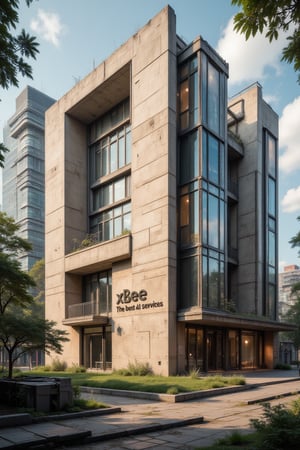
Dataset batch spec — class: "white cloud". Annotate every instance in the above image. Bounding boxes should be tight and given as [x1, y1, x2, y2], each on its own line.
[216, 17, 289, 86]
[30, 9, 65, 47]
[279, 96, 300, 173]
[281, 186, 300, 213]
[279, 260, 288, 272]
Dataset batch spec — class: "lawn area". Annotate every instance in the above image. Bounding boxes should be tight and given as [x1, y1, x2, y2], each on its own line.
[20, 370, 245, 394]
[195, 431, 257, 449]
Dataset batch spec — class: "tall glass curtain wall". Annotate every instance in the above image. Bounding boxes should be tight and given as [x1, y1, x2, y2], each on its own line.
[179, 51, 226, 311]
[88, 99, 131, 243]
[265, 131, 277, 319]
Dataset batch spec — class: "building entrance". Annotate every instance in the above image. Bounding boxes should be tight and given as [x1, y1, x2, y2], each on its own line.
[185, 326, 264, 372]
[83, 326, 112, 369]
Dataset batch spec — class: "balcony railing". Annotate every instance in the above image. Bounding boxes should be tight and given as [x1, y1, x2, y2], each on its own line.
[67, 300, 111, 319]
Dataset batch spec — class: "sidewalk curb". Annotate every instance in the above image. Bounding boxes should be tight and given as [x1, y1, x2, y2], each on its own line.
[85, 415, 205, 444]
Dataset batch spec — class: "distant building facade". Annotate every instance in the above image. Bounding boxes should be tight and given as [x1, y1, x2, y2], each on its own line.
[2, 86, 55, 271]
[278, 265, 300, 364]
[279, 265, 300, 318]
[45, 6, 290, 375]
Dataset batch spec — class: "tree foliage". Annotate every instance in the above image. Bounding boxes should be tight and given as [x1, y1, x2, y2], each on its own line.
[232, 0, 300, 83]
[283, 293, 300, 358]
[0, 0, 39, 168]
[0, 211, 32, 255]
[0, 213, 68, 377]
[251, 401, 300, 450]
[28, 258, 45, 315]
[0, 212, 34, 314]
[289, 216, 300, 257]
[0, 0, 39, 91]
[0, 309, 68, 378]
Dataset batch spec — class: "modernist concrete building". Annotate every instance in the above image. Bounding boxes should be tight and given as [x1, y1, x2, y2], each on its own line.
[45, 6, 288, 375]
[2, 86, 55, 271]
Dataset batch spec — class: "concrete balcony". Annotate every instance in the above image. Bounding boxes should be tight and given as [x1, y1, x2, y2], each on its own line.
[65, 233, 131, 275]
[63, 300, 110, 326]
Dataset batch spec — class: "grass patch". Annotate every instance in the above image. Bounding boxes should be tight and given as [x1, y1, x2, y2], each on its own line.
[66, 398, 107, 412]
[20, 370, 245, 394]
[196, 432, 257, 449]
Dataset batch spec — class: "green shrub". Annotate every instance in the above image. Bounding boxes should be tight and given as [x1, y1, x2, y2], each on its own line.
[72, 384, 81, 400]
[116, 360, 153, 376]
[32, 365, 51, 372]
[217, 430, 251, 446]
[274, 363, 292, 370]
[166, 386, 179, 395]
[67, 364, 86, 373]
[51, 358, 67, 372]
[291, 397, 300, 415]
[189, 368, 200, 379]
[251, 402, 300, 450]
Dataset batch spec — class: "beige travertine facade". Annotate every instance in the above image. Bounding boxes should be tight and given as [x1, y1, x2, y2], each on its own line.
[45, 6, 290, 375]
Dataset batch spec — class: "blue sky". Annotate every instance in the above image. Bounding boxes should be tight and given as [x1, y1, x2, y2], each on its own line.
[0, 0, 299, 270]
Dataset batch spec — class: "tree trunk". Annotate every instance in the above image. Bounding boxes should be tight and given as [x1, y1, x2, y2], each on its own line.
[8, 351, 14, 378]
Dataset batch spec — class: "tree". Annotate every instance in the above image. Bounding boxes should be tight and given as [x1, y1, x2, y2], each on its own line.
[0, 308, 68, 378]
[0, 212, 35, 314]
[283, 293, 300, 363]
[0, 0, 40, 168]
[28, 258, 45, 316]
[289, 216, 300, 257]
[0, 211, 32, 255]
[232, 0, 300, 83]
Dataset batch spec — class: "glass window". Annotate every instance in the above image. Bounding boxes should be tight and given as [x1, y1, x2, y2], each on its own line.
[208, 134, 219, 185]
[180, 79, 189, 113]
[202, 190, 207, 245]
[267, 134, 276, 177]
[118, 129, 125, 168]
[180, 190, 199, 246]
[190, 71, 199, 126]
[268, 284, 276, 320]
[201, 52, 207, 124]
[202, 255, 208, 306]
[179, 55, 198, 130]
[84, 270, 112, 314]
[207, 62, 220, 134]
[208, 194, 219, 248]
[101, 139, 109, 176]
[92, 202, 131, 243]
[219, 142, 225, 188]
[202, 130, 207, 179]
[114, 178, 125, 202]
[179, 255, 199, 308]
[91, 176, 130, 213]
[202, 252, 224, 309]
[268, 177, 276, 217]
[89, 123, 131, 182]
[201, 54, 226, 138]
[125, 125, 131, 164]
[208, 257, 218, 308]
[219, 199, 225, 251]
[202, 131, 224, 188]
[89, 98, 130, 143]
[180, 130, 199, 184]
[268, 230, 276, 267]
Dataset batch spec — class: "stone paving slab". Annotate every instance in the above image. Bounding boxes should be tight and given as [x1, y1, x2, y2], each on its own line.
[0, 423, 91, 449]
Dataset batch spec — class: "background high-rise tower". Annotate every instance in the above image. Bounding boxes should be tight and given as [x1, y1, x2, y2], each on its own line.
[2, 86, 55, 271]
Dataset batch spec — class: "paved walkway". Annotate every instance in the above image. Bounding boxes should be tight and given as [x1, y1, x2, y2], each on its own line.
[0, 370, 300, 449]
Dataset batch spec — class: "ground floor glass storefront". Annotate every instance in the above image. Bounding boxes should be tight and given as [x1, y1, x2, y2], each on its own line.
[82, 326, 112, 370]
[185, 326, 264, 372]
